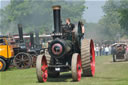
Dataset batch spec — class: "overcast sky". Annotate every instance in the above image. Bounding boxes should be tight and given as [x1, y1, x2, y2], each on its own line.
[0, 0, 107, 23]
[0, 0, 10, 8]
[84, 0, 106, 23]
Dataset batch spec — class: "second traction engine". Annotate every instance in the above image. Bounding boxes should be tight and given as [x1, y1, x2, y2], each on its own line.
[36, 5, 95, 82]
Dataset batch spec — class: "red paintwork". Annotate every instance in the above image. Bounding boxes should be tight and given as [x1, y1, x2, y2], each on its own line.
[77, 54, 82, 81]
[41, 56, 48, 82]
[90, 40, 95, 76]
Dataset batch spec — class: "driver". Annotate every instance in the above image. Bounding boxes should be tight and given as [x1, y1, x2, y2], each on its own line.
[64, 18, 75, 32]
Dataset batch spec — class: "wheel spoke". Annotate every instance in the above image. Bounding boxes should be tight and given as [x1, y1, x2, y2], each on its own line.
[14, 53, 32, 69]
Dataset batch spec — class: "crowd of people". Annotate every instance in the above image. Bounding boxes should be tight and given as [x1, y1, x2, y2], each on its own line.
[95, 44, 111, 56]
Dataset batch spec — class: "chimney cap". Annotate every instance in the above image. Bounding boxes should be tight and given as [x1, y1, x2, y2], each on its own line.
[18, 24, 22, 28]
[52, 5, 61, 10]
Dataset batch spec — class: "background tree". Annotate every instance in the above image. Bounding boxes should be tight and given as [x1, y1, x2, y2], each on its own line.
[0, 0, 86, 34]
[117, 0, 128, 34]
[85, 0, 128, 42]
[97, 0, 125, 41]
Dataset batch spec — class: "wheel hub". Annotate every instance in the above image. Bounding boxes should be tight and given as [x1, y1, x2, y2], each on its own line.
[42, 72, 48, 80]
[77, 56, 82, 81]
[78, 65, 81, 70]
[0, 62, 3, 69]
[41, 56, 48, 82]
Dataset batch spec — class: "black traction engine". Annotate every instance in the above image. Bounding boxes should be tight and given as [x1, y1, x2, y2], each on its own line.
[36, 5, 95, 82]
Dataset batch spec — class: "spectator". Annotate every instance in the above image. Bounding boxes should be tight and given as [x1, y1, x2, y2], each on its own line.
[105, 46, 109, 56]
[99, 46, 102, 56]
[95, 44, 99, 56]
[109, 45, 111, 55]
[102, 45, 105, 55]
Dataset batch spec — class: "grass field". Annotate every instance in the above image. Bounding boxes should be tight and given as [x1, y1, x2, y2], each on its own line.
[1, 55, 128, 85]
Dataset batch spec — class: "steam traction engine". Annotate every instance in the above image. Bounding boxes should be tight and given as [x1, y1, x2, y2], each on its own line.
[36, 5, 95, 82]
[13, 24, 32, 69]
[13, 24, 43, 69]
[111, 43, 128, 62]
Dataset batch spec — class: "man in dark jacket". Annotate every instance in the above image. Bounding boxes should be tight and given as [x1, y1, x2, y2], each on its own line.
[65, 18, 75, 32]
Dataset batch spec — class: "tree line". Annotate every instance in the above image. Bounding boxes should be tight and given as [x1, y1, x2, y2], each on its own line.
[86, 0, 128, 42]
[0, 0, 86, 34]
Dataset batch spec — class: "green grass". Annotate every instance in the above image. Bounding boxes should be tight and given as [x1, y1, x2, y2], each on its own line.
[1, 55, 128, 85]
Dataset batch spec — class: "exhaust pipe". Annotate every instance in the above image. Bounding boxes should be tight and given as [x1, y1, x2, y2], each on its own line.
[52, 5, 61, 33]
[30, 32, 34, 48]
[18, 24, 24, 43]
[35, 31, 40, 45]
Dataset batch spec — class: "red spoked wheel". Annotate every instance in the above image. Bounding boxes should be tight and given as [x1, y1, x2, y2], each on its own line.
[72, 53, 82, 81]
[36, 54, 48, 82]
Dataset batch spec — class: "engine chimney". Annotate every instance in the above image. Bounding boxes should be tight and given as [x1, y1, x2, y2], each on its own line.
[18, 24, 24, 43]
[30, 32, 34, 48]
[52, 5, 61, 33]
[35, 31, 40, 45]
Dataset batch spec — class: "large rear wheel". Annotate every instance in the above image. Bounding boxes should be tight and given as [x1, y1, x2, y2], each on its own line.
[36, 55, 48, 82]
[72, 53, 82, 81]
[81, 39, 95, 76]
